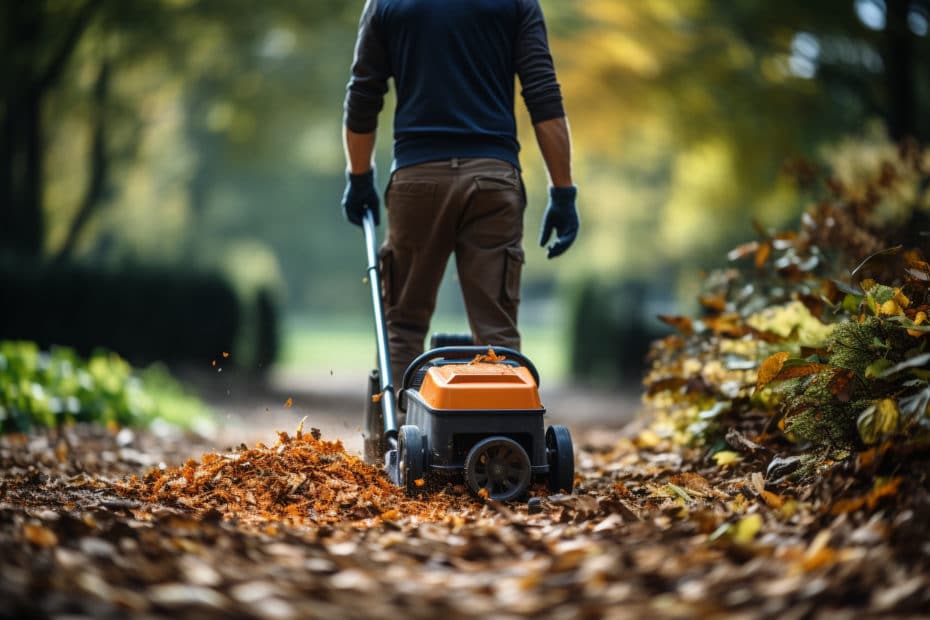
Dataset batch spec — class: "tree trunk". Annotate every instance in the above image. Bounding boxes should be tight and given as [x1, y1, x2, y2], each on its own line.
[883, 0, 916, 142]
[0, 0, 99, 258]
[55, 61, 110, 264]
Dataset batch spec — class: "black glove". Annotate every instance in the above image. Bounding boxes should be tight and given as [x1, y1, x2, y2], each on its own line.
[342, 169, 380, 227]
[538, 186, 579, 259]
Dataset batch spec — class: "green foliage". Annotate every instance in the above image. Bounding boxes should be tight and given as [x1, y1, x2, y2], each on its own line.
[0, 341, 211, 434]
[643, 133, 930, 466]
[828, 319, 889, 376]
[777, 295, 930, 456]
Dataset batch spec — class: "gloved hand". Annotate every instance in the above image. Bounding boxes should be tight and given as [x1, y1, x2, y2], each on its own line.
[538, 185, 579, 259]
[342, 168, 380, 227]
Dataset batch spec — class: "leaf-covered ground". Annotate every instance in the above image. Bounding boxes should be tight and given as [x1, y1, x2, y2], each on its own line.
[2, 420, 929, 619]
[4, 137, 928, 618]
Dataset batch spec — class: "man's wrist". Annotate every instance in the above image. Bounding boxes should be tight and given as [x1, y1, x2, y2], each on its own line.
[550, 185, 577, 202]
[348, 168, 375, 182]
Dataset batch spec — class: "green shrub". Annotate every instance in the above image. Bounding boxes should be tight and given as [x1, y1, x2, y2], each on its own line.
[0, 341, 212, 434]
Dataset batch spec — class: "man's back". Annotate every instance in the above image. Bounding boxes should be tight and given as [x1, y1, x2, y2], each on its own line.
[383, 0, 518, 155]
[346, 0, 563, 170]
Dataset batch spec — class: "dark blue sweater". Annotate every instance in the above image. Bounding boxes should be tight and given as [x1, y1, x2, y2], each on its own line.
[344, 0, 564, 171]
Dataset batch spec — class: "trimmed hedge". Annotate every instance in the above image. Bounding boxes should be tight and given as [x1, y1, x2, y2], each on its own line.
[0, 261, 240, 367]
[569, 278, 671, 386]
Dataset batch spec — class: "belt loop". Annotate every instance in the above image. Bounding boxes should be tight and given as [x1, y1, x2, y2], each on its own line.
[451, 157, 459, 169]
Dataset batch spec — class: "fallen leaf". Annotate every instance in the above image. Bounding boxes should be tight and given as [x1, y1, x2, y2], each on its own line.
[284, 397, 294, 409]
[713, 451, 742, 466]
[658, 315, 694, 335]
[732, 514, 763, 544]
[755, 352, 790, 390]
[23, 523, 58, 548]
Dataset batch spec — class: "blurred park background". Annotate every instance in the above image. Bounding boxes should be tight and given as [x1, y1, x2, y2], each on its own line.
[2, 0, 929, 395]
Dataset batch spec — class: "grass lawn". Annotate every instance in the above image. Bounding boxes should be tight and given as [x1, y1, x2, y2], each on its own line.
[278, 314, 570, 382]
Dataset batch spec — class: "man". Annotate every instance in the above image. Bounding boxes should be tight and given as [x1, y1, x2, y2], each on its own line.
[342, 0, 578, 384]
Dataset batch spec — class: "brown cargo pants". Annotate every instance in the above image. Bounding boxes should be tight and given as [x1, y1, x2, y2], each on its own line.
[379, 157, 525, 385]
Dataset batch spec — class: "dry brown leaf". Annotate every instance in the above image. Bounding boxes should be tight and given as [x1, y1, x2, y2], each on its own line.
[658, 315, 694, 335]
[755, 352, 790, 391]
[23, 523, 58, 548]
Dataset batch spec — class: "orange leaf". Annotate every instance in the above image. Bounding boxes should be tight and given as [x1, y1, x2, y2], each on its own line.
[23, 523, 58, 548]
[414, 478, 426, 487]
[826, 369, 856, 402]
[772, 362, 832, 383]
[371, 392, 383, 403]
[727, 241, 759, 261]
[704, 315, 749, 337]
[284, 397, 294, 408]
[759, 489, 785, 509]
[756, 352, 790, 391]
[699, 294, 727, 313]
[222, 352, 231, 358]
[754, 241, 772, 270]
[831, 477, 902, 514]
[658, 315, 694, 335]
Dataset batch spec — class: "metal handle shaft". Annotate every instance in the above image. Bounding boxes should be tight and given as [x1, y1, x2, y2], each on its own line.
[362, 210, 398, 441]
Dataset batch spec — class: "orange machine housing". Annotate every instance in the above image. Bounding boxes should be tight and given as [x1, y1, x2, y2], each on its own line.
[417, 362, 543, 411]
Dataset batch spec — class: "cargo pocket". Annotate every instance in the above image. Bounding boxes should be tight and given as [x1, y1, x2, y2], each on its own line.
[378, 245, 395, 306]
[501, 246, 525, 308]
[475, 176, 520, 192]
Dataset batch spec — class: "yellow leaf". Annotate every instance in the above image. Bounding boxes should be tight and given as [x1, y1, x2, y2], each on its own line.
[879, 300, 901, 316]
[893, 288, 910, 308]
[857, 400, 899, 445]
[636, 429, 662, 448]
[907, 311, 927, 337]
[732, 513, 763, 544]
[380, 509, 401, 520]
[712, 450, 742, 466]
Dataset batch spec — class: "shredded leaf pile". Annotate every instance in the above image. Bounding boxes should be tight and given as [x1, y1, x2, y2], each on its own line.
[118, 421, 456, 526]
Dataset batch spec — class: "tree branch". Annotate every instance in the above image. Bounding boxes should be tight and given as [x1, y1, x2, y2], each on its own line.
[36, 0, 102, 94]
[54, 60, 110, 265]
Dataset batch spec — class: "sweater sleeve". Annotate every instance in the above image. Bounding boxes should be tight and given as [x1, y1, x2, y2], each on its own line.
[515, 0, 565, 124]
[344, 0, 391, 134]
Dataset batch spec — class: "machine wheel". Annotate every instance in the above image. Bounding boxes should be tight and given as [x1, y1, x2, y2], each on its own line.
[363, 370, 384, 465]
[398, 425, 425, 496]
[546, 425, 574, 493]
[464, 437, 531, 501]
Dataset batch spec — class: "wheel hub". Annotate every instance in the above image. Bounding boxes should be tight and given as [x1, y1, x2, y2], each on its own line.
[464, 436, 531, 501]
